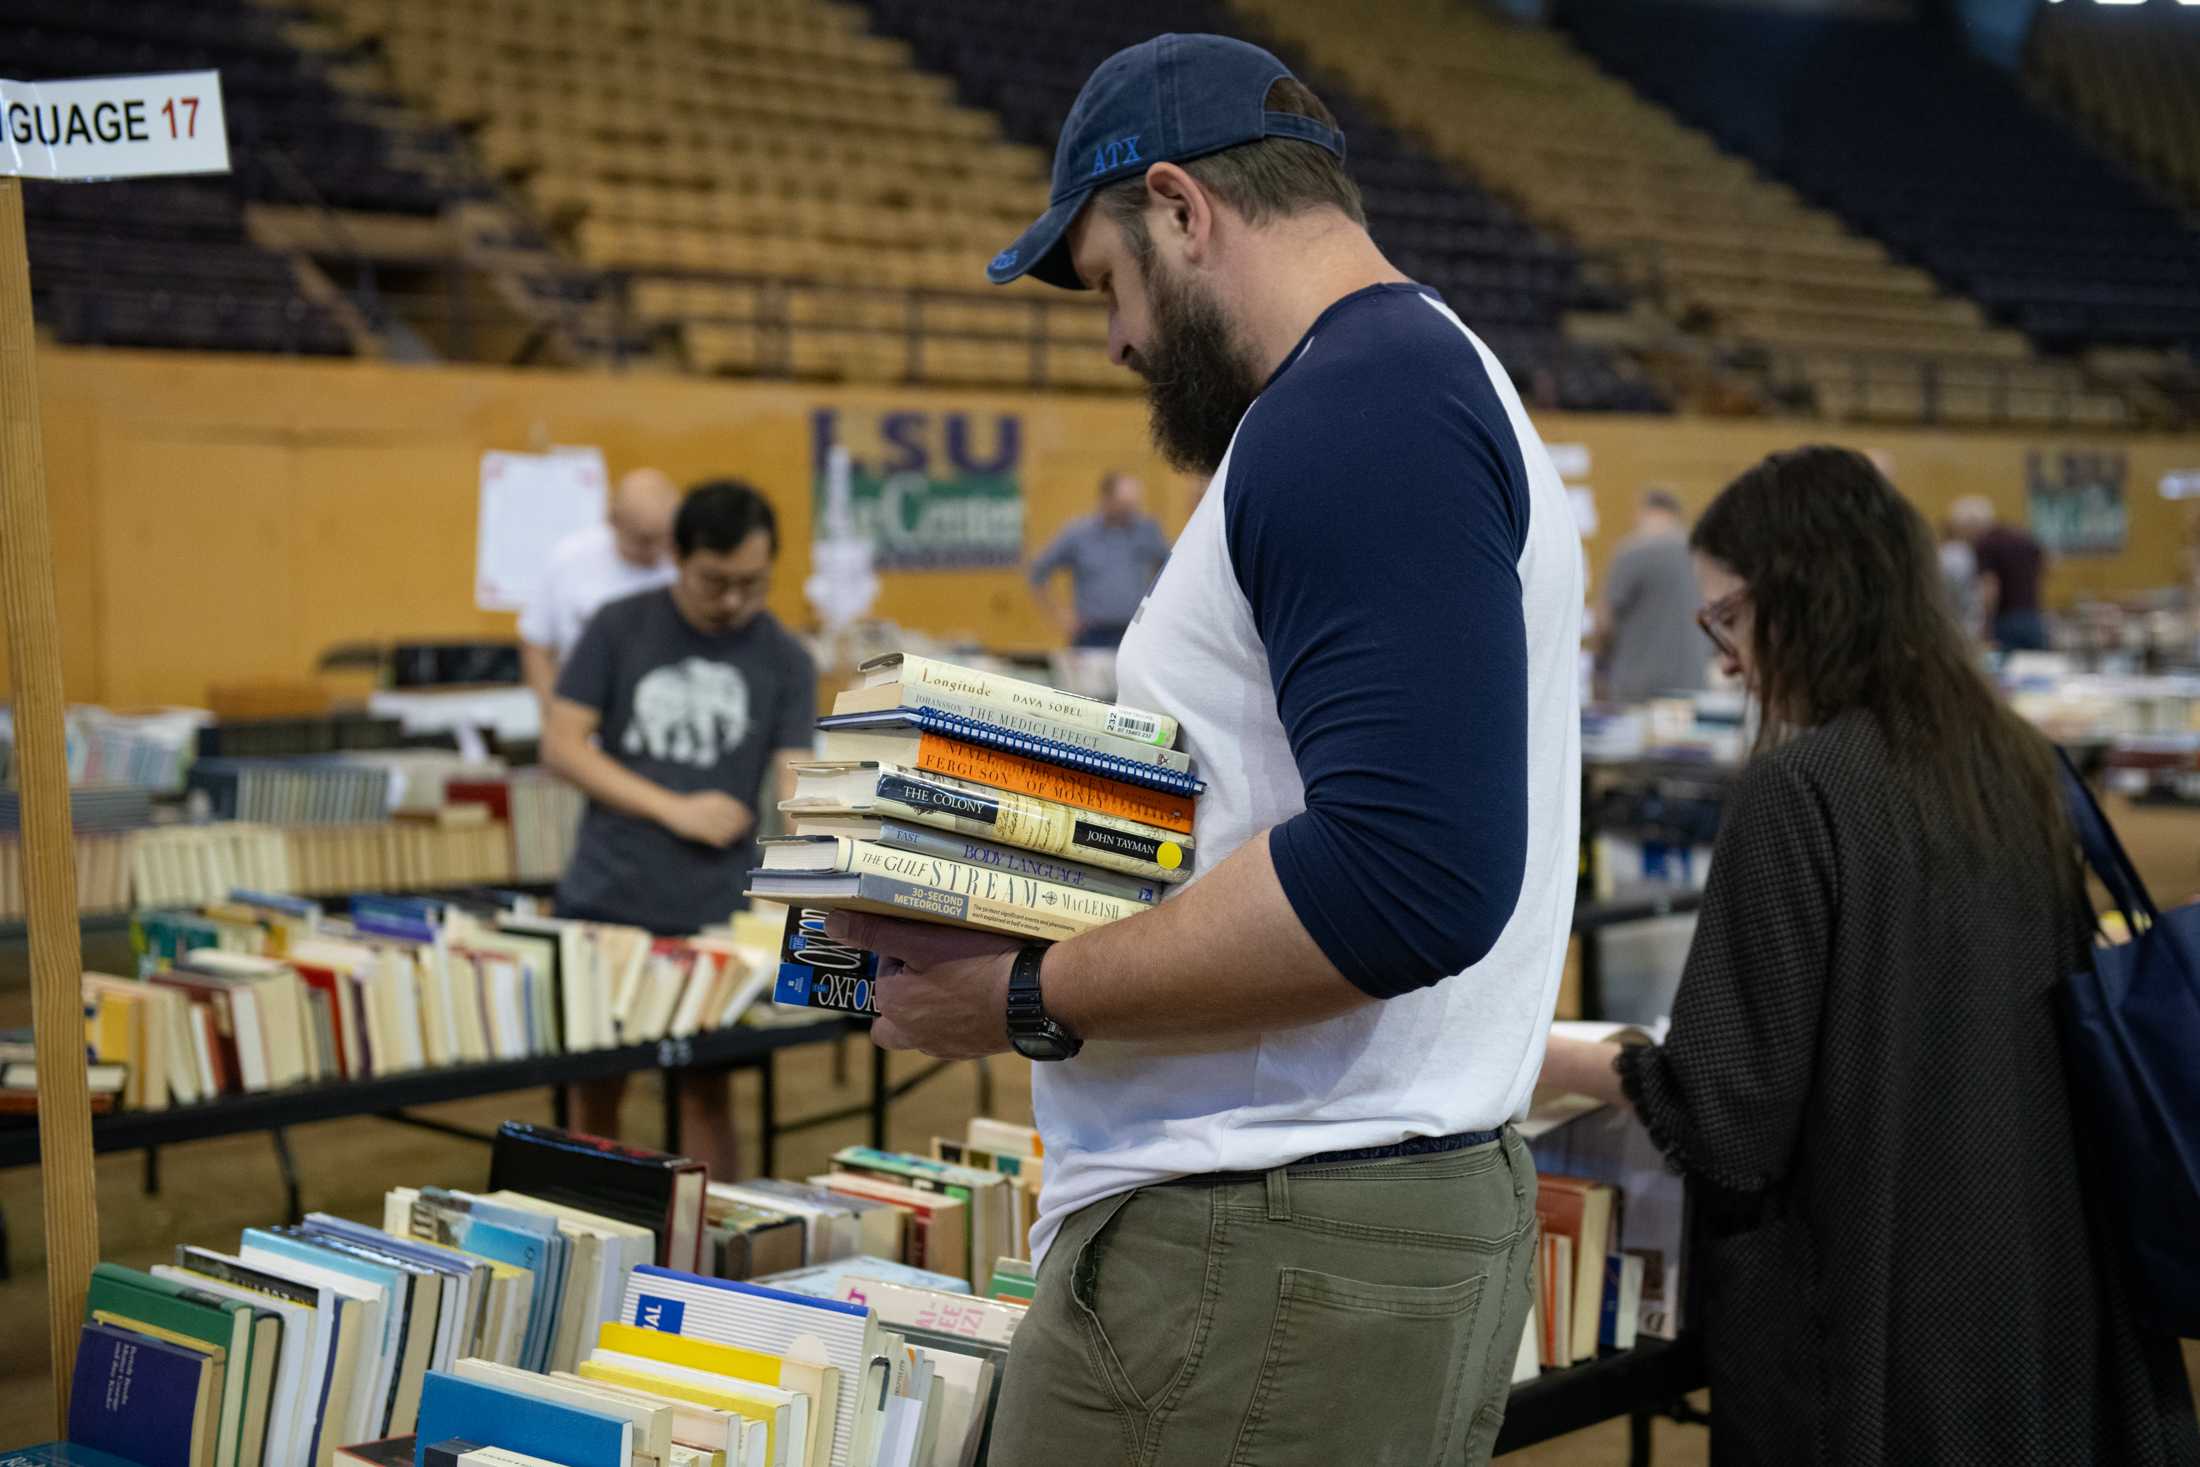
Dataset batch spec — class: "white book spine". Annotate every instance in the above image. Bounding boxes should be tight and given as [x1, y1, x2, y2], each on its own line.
[890, 655, 1179, 749]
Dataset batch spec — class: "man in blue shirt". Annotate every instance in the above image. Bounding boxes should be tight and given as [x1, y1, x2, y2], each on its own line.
[826, 35, 1583, 1464]
[1026, 470, 1171, 647]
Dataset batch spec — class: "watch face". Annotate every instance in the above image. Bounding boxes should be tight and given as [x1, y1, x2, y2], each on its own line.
[1011, 1025, 1076, 1061]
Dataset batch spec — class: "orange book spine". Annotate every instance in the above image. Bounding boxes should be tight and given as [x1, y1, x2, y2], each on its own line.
[913, 732, 1196, 835]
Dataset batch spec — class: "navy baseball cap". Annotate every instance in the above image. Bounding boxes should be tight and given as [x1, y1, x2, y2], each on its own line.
[986, 33, 1346, 291]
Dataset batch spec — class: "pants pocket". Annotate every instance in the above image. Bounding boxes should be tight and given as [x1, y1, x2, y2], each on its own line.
[1230, 1267, 1487, 1467]
[1072, 1187, 1214, 1417]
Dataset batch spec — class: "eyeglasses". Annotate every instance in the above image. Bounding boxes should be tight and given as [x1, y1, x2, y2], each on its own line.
[1696, 588, 1749, 660]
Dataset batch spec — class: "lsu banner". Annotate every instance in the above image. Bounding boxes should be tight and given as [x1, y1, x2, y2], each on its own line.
[811, 407, 1025, 570]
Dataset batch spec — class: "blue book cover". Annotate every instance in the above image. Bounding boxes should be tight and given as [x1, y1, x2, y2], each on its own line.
[0, 1446, 155, 1467]
[819, 707, 1205, 796]
[420, 1190, 567, 1371]
[403, 1202, 554, 1372]
[756, 1254, 973, 1297]
[226, 890, 321, 920]
[255, 1229, 411, 1434]
[413, 1372, 628, 1467]
[773, 907, 880, 1016]
[66, 1321, 207, 1467]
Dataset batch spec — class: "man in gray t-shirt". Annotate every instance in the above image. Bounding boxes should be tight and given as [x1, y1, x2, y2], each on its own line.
[543, 478, 816, 1174]
[1597, 488, 1713, 703]
[1028, 470, 1171, 647]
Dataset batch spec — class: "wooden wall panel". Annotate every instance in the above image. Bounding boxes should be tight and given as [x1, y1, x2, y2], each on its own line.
[21, 345, 2200, 707]
[94, 433, 294, 707]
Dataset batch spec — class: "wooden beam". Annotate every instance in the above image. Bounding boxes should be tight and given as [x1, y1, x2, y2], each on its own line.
[0, 175, 99, 1435]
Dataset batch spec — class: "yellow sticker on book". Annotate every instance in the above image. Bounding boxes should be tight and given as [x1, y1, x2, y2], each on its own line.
[1157, 842, 1184, 871]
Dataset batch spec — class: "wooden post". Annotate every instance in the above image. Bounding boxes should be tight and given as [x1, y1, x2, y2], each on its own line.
[0, 175, 99, 1435]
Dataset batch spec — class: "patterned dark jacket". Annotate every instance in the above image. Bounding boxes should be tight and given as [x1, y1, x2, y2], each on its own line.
[1619, 709, 2200, 1466]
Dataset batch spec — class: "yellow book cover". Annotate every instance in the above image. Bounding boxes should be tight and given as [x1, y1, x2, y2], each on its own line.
[577, 1360, 780, 1466]
[597, 1323, 838, 1467]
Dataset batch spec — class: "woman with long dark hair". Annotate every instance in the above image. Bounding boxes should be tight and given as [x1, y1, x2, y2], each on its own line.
[1542, 447, 2199, 1465]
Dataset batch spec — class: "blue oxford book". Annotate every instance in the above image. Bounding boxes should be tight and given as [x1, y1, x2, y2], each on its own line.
[66, 1322, 210, 1467]
[412, 1372, 629, 1467]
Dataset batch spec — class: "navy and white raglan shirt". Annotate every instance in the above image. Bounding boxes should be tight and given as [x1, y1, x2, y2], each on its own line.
[1029, 283, 1584, 1264]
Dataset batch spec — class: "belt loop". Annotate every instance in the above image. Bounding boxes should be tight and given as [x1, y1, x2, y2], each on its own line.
[1504, 1124, 1526, 1198]
[1264, 1166, 1291, 1221]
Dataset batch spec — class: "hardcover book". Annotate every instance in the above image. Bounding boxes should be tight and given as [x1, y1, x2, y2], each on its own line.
[67, 1321, 214, 1467]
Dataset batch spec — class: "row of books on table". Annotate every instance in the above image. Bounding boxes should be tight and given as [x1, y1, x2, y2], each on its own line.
[39, 1117, 1045, 1467]
[763, 655, 1198, 1014]
[6, 895, 795, 1116]
[1514, 1022, 1688, 1381]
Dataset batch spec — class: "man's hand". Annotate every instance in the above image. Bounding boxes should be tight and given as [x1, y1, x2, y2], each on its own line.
[825, 912, 1023, 1059]
[659, 790, 754, 848]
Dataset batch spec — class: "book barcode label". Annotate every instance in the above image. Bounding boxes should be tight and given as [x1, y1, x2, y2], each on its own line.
[1105, 710, 1166, 745]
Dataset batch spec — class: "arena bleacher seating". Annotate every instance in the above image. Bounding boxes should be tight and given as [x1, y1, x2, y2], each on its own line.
[1236, 0, 2142, 428]
[861, 0, 1666, 412]
[320, 0, 1120, 388]
[15, 0, 475, 355]
[17, 0, 2192, 429]
[2030, 1, 2200, 213]
[1561, 0, 2200, 363]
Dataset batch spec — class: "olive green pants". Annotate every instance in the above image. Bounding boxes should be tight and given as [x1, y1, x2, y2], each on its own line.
[985, 1128, 1539, 1466]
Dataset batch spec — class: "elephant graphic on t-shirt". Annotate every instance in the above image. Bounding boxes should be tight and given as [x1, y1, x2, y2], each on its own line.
[622, 657, 754, 767]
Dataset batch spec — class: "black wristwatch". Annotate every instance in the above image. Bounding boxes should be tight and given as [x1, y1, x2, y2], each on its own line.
[1005, 942, 1082, 1061]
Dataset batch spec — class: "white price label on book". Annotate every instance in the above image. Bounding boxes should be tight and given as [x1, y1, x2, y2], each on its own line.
[1, 72, 230, 180]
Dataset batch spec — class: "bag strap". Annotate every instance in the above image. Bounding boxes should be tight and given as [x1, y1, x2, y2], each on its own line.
[2054, 747, 2159, 932]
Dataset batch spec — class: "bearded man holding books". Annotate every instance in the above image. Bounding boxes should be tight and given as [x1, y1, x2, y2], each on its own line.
[794, 34, 1585, 1467]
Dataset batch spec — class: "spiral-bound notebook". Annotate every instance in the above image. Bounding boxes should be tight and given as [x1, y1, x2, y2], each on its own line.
[815, 708, 1207, 798]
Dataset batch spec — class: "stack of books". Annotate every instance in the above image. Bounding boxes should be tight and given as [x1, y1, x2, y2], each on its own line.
[43, 1116, 1047, 1467]
[0, 1029, 127, 1116]
[761, 654, 1198, 1014]
[0, 831, 136, 919]
[52, 1126, 707, 1467]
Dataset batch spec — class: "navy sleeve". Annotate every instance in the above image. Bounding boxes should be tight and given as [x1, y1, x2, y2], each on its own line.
[1227, 366, 1531, 999]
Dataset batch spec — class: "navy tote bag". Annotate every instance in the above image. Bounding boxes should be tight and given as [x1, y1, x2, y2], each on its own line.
[2057, 753, 2200, 1336]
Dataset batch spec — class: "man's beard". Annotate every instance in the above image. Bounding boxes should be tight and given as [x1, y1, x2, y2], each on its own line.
[1131, 260, 1263, 476]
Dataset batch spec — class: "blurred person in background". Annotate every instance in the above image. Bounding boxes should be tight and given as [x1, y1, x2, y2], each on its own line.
[1026, 469, 1170, 648]
[1595, 486, 1712, 702]
[1938, 515, 1984, 641]
[1543, 447, 2199, 1467]
[1953, 494, 2051, 652]
[542, 480, 817, 1177]
[520, 466, 682, 712]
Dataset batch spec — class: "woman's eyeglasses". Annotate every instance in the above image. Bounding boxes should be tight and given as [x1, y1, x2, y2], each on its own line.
[1697, 588, 1749, 660]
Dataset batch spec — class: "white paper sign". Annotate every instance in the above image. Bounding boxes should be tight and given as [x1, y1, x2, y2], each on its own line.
[1546, 442, 1592, 480]
[1568, 485, 1600, 538]
[475, 448, 608, 612]
[1, 72, 230, 180]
